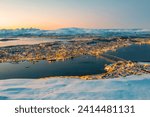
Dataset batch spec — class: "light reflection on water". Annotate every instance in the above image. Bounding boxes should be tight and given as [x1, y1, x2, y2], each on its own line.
[0, 56, 111, 79]
[0, 44, 150, 79]
[0, 37, 66, 47]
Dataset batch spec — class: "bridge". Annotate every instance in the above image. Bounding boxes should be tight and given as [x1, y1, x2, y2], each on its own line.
[100, 53, 127, 63]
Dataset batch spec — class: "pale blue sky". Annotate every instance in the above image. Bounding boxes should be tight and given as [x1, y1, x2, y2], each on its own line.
[0, 0, 149, 29]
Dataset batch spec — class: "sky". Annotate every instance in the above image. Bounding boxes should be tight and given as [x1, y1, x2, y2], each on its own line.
[0, 0, 150, 30]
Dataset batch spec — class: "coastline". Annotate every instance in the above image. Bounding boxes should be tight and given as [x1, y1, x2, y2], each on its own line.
[0, 37, 150, 80]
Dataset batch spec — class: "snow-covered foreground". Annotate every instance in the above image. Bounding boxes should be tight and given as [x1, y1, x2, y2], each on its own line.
[0, 74, 150, 100]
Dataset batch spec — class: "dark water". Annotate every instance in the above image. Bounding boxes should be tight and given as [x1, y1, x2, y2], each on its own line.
[0, 44, 150, 79]
[0, 56, 111, 79]
[107, 44, 150, 62]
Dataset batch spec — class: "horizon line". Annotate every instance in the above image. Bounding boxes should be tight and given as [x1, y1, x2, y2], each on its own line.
[0, 27, 146, 31]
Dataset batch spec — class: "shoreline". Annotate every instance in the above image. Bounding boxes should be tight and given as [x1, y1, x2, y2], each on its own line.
[0, 37, 150, 80]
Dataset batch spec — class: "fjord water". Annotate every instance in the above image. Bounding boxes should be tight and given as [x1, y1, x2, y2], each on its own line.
[0, 56, 111, 79]
[107, 44, 150, 62]
[0, 44, 150, 79]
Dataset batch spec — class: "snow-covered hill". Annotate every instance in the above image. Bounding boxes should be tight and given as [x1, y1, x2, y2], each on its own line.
[0, 74, 150, 100]
[0, 28, 150, 38]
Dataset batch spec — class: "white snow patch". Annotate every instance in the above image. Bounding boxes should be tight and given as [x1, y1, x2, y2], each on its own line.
[0, 74, 150, 100]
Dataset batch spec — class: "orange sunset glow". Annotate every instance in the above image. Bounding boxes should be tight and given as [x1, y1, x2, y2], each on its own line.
[0, 0, 150, 29]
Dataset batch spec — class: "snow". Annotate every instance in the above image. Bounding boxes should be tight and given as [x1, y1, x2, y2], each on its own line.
[0, 74, 150, 100]
[0, 28, 150, 38]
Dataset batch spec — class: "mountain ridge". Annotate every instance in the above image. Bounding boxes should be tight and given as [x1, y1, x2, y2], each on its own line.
[0, 27, 150, 38]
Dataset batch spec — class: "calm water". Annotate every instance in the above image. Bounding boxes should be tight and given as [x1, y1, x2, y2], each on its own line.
[0, 56, 111, 79]
[0, 44, 150, 79]
[107, 44, 150, 62]
[0, 37, 67, 47]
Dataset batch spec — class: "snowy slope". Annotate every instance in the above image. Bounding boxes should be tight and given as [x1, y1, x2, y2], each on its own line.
[0, 74, 150, 100]
[0, 28, 150, 38]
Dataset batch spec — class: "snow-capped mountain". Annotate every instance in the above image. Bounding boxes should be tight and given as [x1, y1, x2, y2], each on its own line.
[0, 27, 150, 38]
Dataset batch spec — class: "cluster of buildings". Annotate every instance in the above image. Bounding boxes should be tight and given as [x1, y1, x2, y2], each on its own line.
[0, 37, 150, 79]
[102, 61, 150, 79]
[0, 38, 132, 63]
[79, 61, 150, 80]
